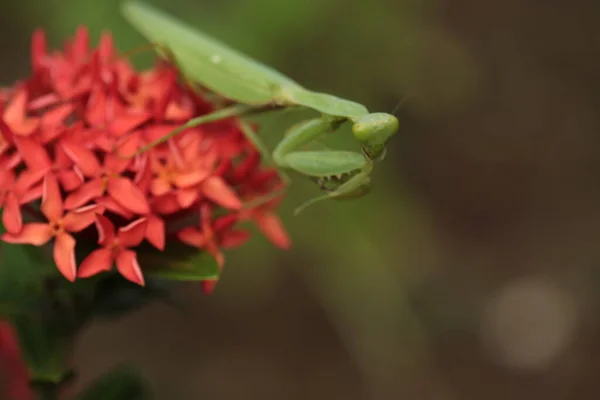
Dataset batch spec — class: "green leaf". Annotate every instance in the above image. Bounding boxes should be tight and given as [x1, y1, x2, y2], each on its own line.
[130, 238, 220, 282]
[0, 242, 45, 316]
[75, 365, 151, 400]
[11, 312, 73, 384]
[146, 251, 219, 281]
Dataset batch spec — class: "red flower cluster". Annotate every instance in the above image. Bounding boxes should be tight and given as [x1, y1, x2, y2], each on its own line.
[0, 27, 290, 293]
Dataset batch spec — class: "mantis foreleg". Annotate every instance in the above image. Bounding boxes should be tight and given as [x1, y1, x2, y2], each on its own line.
[121, 104, 256, 158]
[272, 116, 374, 213]
[292, 168, 372, 216]
[237, 120, 291, 210]
[238, 120, 291, 186]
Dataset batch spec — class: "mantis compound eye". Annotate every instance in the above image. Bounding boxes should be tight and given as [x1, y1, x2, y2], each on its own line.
[352, 113, 399, 160]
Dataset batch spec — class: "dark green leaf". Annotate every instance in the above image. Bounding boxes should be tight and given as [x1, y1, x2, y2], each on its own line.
[135, 240, 220, 282]
[145, 251, 219, 281]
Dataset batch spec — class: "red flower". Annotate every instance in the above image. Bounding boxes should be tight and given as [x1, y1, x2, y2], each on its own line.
[0, 322, 31, 400]
[61, 139, 150, 214]
[0, 26, 290, 292]
[240, 200, 291, 250]
[0, 168, 45, 234]
[78, 215, 147, 286]
[178, 203, 249, 268]
[2, 175, 100, 281]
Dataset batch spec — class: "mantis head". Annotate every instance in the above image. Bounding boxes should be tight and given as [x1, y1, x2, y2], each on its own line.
[351, 113, 399, 161]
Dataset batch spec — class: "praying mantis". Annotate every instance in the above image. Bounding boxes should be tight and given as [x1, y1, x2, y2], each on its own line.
[121, 1, 399, 214]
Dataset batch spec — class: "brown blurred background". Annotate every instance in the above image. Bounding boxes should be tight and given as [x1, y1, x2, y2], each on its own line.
[2, 0, 600, 398]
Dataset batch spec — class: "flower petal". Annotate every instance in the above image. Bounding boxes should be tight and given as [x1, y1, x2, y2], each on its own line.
[108, 111, 151, 137]
[220, 229, 251, 249]
[165, 101, 192, 121]
[1, 223, 52, 245]
[255, 212, 291, 249]
[202, 176, 242, 210]
[53, 233, 77, 282]
[57, 168, 84, 192]
[72, 26, 90, 62]
[94, 196, 134, 219]
[177, 227, 206, 248]
[61, 140, 101, 177]
[31, 29, 47, 71]
[173, 169, 210, 188]
[176, 188, 198, 209]
[232, 150, 260, 182]
[94, 214, 115, 246]
[150, 193, 181, 214]
[29, 94, 60, 111]
[103, 152, 130, 174]
[41, 104, 74, 131]
[2, 193, 22, 235]
[107, 177, 150, 215]
[201, 280, 218, 295]
[1, 152, 21, 171]
[4, 90, 39, 136]
[133, 153, 152, 193]
[14, 136, 51, 171]
[13, 168, 46, 195]
[214, 159, 232, 177]
[64, 178, 104, 210]
[41, 174, 63, 222]
[98, 32, 115, 61]
[63, 205, 101, 232]
[150, 177, 171, 196]
[0, 169, 15, 187]
[20, 183, 43, 204]
[145, 214, 165, 251]
[40, 122, 68, 144]
[78, 248, 113, 278]
[118, 218, 147, 248]
[213, 214, 238, 233]
[114, 130, 141, 161]
[116, 250, 145, 286]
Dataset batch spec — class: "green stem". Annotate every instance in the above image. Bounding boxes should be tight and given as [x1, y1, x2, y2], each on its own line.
[30, 369, 75, 400]
[31, 380, 60, 400]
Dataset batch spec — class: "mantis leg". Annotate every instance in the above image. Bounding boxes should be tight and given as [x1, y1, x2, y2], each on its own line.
[292, 168, 372, 215]
[238, 120, 291, 186]
[272, 117, 342, 167]
[122, 104, 256, 158]
[238, 120, 291, 210]
[272, 117, 374, 214]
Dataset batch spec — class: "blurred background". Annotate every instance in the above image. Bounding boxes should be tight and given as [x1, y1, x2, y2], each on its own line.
[2, 0, 600, 399]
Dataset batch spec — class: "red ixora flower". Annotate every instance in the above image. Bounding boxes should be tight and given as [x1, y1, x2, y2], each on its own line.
[0, 27, 290, 292]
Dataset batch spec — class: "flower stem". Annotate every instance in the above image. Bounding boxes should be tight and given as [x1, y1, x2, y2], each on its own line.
[31, 380, 60, 400]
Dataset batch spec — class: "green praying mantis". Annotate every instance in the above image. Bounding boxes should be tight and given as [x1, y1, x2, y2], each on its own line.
[120, 1, 399, 214]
